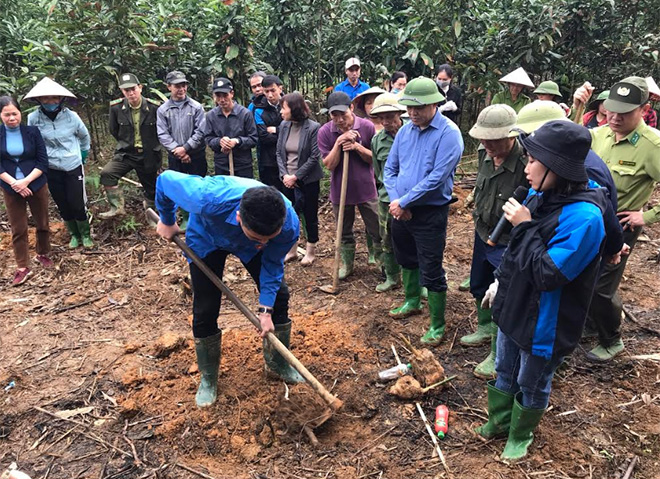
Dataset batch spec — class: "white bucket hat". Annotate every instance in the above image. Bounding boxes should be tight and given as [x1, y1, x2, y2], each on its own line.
[24, 77, 76, 100]
[499, 67, 534, 89]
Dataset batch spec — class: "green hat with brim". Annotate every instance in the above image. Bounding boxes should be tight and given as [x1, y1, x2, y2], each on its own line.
[469, 104, 517, 140]
[508, 100, 568, 137]
[604, 77, 649, 114]
[533, 81, 562, 98]
[399, 77, 445, 106]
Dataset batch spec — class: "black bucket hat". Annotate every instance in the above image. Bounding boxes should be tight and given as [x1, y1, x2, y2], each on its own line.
[520, 120, 591, 182]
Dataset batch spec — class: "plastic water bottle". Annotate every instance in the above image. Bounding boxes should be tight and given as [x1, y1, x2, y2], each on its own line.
[378, 363, 411, 382]
[434, 405, 449, 438]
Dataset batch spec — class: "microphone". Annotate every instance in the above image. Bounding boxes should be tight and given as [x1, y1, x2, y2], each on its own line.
[487, 186, 529, 246]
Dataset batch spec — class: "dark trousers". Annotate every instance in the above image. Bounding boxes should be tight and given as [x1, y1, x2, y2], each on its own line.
[588, 227, 642, 347]
[189, 249, 290, 338]
[100, 152, 160, 201]
[3, 185, 51, 269]
[168, 150, 207, 177]
[470, 231, 507, 299]
[259, 164, 284, 192]
[391, 204, 449, 292]
[282, 181, 320, 243]
[48, 166, 86, 221]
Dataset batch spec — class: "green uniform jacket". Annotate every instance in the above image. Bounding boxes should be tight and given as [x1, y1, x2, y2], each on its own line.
[109, 96, 163, 170]
[590, 120, 660, 224]
[491, 90, 531, 114]
[473, 140, 528, 245]
[371, 127, 396, 204]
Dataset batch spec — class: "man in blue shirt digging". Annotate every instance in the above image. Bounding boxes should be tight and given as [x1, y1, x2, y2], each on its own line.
[155, 171, 304, 408]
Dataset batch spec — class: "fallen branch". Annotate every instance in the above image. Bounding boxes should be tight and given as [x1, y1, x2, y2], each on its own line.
[97, 167, 142, 187]
[415, 402, 451, 477]
[174, 462, 217, 479]
[53, 294, 106, 314]
[352, 426, 397, 457]
[622, 456, 638, 479]
[623, 306, 660, 337]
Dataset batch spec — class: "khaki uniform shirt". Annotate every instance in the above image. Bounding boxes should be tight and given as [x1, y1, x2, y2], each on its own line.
[590, 120, 660, 224]
[131, 99, 143, 148]
[473, 140, 528, 244]
[491, 90, 531, 114]
[371, 127, 396, 204]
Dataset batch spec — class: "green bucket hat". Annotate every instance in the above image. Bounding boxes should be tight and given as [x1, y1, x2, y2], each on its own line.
[534, 81, 562, 98]
[469, 104, 517, 140]
[399, 77, 445, 106]
[604, 77, 649, 114]
[588, 90, 609, 110]
[508, 100, 568, 137]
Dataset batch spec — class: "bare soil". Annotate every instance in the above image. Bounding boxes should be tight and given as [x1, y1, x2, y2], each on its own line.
[1, 184, 659, 479]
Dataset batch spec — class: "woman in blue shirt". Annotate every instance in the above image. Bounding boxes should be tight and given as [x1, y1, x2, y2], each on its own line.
[26, 78, 93, 248]
[0, 96, 52, 286]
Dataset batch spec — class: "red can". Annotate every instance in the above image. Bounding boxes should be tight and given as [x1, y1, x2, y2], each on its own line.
[434, 405, 449, 438]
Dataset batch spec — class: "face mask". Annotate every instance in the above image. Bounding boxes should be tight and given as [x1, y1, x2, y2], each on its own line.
[42, 103, 60, 112]
[391, 88, 400, 94]
[436, 80, 450, 89]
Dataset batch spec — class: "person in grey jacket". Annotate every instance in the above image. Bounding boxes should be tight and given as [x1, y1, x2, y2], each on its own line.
[25, 78, 93, 249]
[157, 70, 207, 230]
[276, 92, 323, 265]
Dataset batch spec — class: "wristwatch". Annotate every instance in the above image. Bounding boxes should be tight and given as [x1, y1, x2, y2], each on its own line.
[257, 306, 273, 315]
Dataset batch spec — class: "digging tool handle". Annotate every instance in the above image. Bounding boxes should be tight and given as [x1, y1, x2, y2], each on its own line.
[573, 103, 585, 126]
[229, 149, 235, 176]
[146, 209, 342, 411]
[330, 151, 350, 291]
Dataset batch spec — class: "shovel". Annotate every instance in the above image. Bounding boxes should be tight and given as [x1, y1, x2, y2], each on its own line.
[146, 208, 343, 414]
[319, 150, 350, 294]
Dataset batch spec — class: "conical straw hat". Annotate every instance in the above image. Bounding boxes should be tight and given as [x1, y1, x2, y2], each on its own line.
[499, 67, 534, 89]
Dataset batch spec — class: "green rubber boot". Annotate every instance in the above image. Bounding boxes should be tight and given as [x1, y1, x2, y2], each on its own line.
[338, 243, 356, 280]
[194, 332, 222, 408]
[420, 291, 446, 346]
[76, 220, 94, 248]
[420, 286, 428, 300]
[475, 379, 515, 439]
[263, 321, 305, 383]
[501, 393, 546, 461]
[65, 220, 81, 249]
[376, 252, 401, 293]
[389, 268, 423, 318]
[458, 276, 470, 291]
[179, 209, 190, 232]
[474, 330, 497, 379]
[461, 299, 494, 346]
[99, 187, 125, 219]
[366, 235, 378, 265]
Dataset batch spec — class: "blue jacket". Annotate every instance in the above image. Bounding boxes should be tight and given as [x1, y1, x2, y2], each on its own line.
[384, 110, 464, 208]
[27, 108, 90, 172]
[0, 125, 49, 194]
[155, 171, 299, 307]
[492, 186, 607, 359]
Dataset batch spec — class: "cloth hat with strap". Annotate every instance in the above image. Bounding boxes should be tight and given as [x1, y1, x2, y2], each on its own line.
[499, 67, 535, 89]
[520, 120, 590, 182]
[24, 77, 76, 100]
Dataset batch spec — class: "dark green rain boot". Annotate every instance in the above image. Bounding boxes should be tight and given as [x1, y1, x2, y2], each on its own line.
[475, 379, 515, 439]
[76, 220, 94, 248]
[179, 209, 190, 232]
[99, 187, 125, 219]
[376, 252, 401, 293]
[65, 220, 81, 249]
[420, 291, 446, 345]
[366, 235, 377, 265]
[338, 243, 356, 280]
[461, 299, 494, 346]
[473, 330, 497, 379]
[263, 321, 305, 383]
[194, 332, 222, 408]
[389, 268, 423, 318]
[500, 392, 546, 461]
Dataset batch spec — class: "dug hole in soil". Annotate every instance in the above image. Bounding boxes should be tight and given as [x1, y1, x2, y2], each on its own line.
[1, 185, 659, 479]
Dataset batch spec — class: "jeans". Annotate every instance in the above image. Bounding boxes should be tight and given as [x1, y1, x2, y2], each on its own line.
[189, 249, 290, 338]
[391, 204, 449, 292]
[494, 330, 564, 409]
[469, 231, 507, 299]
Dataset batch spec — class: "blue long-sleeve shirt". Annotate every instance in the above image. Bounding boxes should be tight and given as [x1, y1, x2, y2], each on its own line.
[384, 111, 464, 208]
[155, 171, 299, 307]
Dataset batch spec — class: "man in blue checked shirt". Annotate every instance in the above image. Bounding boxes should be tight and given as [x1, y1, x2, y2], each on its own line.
[155, 170, 304, 408]
[384, 77, 464, 346]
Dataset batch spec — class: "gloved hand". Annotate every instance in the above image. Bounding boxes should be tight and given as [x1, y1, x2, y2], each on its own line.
[481, 279, 499, 309]
[81, 149, 89, 164]
[439, 100, 458, 112]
